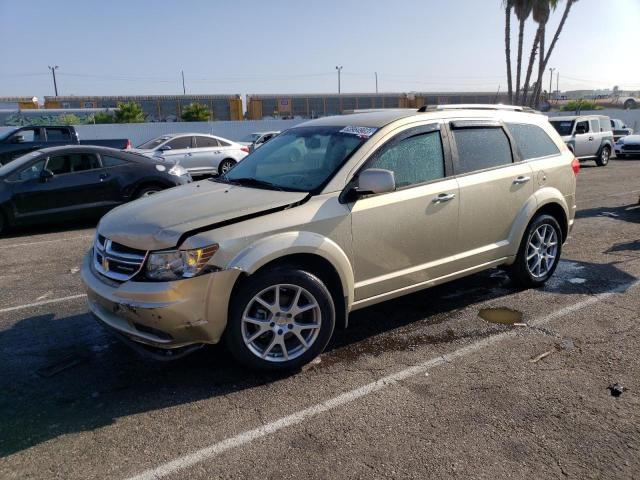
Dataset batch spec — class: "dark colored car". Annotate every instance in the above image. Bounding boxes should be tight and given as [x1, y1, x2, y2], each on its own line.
[0, 145, 191, 234]
[0, 126, 131, 166]
[610, 119, 634, 142]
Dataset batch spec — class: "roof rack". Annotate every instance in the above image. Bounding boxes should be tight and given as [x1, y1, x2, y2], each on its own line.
[417, 104, 538, 113]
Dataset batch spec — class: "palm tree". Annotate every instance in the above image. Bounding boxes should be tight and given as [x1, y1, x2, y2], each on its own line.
[504, 0, 514, 104]
[531, 0, 578, 107]
[522, 0, 557, 105]
[512, 0, 533, 104]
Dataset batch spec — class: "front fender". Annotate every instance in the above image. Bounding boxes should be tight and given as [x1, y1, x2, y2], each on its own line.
[228, 231, 355, 309]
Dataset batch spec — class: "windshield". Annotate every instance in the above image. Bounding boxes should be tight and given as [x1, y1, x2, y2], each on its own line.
[223, 126, 370, 192]
[550, 120, 575, 136]
[241, 133, 262, 142]
[0, 150, 42, 177]
[0, 129, 17, 142]
[137, 136, 170, 149]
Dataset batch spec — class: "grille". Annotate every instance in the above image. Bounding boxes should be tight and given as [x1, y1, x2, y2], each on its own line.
[622, 144, 640, 151]
[93, 234, 147, 282]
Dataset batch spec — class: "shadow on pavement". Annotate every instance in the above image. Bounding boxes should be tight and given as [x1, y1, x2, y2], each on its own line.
[575, 202, 640, 224]
[0, 259, 636, 457]
[1, 218, 99, 240]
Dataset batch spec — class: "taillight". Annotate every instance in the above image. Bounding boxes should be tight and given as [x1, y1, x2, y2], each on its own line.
[240, 146, 250, 153]
[571, 157, 580, 175]
[125, 139, 132, 149]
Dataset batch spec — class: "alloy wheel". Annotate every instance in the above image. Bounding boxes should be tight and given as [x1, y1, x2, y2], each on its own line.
[526, 224, 558, 278]
[241, 284, 322, 362]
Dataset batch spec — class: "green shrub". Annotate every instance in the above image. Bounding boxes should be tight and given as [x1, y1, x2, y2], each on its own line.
[560, 99, 604, 111]
[181, 103, 211, 122]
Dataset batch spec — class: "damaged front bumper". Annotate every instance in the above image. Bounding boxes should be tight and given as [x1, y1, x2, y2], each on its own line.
[80, 251, 241, 354]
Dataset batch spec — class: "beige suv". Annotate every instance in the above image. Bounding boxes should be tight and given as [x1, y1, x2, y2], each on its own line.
[81, 106, 578, 370]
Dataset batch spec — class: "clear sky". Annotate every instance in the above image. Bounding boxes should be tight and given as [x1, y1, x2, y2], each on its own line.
[0, 0, 638, 99]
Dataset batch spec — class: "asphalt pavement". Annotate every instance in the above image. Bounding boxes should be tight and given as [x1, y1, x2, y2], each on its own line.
[1, 159, 639, 479]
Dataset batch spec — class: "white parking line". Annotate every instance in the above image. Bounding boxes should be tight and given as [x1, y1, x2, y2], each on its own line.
[125, 278, 640, 480]
[0, 234, 93, 249]
[0, 294, 87, 314]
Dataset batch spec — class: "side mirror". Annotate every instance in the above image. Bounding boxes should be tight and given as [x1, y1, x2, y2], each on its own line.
[357, 168, 395, 195]
[159, 145, 172, 151]
[40, 169, 54, 181]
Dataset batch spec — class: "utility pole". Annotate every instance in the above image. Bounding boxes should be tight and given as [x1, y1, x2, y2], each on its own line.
[556, 71, 560, 99]
[181, 70, 186, 95]
[375, 72, 378, 94]
[549, 67, 555, 101]
[335, 66, 343, 94]
[48, 65, 59, 96]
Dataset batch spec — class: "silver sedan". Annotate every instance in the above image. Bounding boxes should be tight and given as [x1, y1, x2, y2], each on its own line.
[133, 133, 249, 176]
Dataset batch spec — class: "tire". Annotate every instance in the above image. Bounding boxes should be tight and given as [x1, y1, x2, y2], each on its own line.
[135, 185, 162, 199]
[595, 146, 610, 166]
[624, 99, 637, 110]
[225, 268, 335, 371]
[507, 214, 562, 288]
[218, 159, 235, 175]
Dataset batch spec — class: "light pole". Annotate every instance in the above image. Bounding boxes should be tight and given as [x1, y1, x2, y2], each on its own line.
[48, 65, 59, 96]
[548, 67, 555, 101]
[375, 72, 378, 94]
[181, 70, 186, 95]
[335, 66, 343, 94]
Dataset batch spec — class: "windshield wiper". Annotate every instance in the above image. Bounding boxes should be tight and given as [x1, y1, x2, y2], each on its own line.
[224, 177, 289, 191]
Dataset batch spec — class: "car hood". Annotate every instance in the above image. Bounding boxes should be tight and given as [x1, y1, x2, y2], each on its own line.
[619, 135, 640, 144]
[129, 148, 158, 155]
[98, 180, 308, 251]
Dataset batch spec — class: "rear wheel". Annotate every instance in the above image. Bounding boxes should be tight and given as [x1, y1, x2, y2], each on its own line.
[624, 99, 637, 109]
[218, 159, 235, 175]
[595, 146, 610, 166]
[225, 268, 335, 371]
[507, 214, 562, 288]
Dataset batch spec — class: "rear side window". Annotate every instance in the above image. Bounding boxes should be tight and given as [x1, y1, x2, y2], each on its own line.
[218, 139, 231, 147]
[589, 119, 599, 133]
[452, 127, 512, 174]
[599, 117, 612, 132]
[45, 128, 72, 142]
[369, 131, 444, 188]
[507, 123, 560, 160]
[195, 136, 219, 148]
[102, 155, 128, 167]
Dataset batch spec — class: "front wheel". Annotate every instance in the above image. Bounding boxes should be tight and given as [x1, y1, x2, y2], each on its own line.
[135, 185, 162, 199]
[507, 214, 562, 288]
[225, 269, 335, 371]
[596, 146, 610, 166]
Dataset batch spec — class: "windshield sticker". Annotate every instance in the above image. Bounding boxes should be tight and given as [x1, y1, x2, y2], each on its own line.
[339, 126, 377, 138]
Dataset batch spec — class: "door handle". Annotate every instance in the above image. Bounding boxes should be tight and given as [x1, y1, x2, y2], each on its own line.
[186, 153, 193, 156]
[513, 175, 531, 185]
[214, 150, 221, 154]
[432, 192, 456, 203]
[588, 136, 594, 141]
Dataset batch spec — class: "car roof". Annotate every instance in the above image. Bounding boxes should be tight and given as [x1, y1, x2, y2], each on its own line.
[297, 107, 550, 129]
[550, 115, 599, 121]
[33, 144, 125, 155]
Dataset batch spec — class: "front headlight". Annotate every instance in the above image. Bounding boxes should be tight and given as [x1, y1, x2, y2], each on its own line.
[145, 244, 219, 281]
[168, 164, 188, 176]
